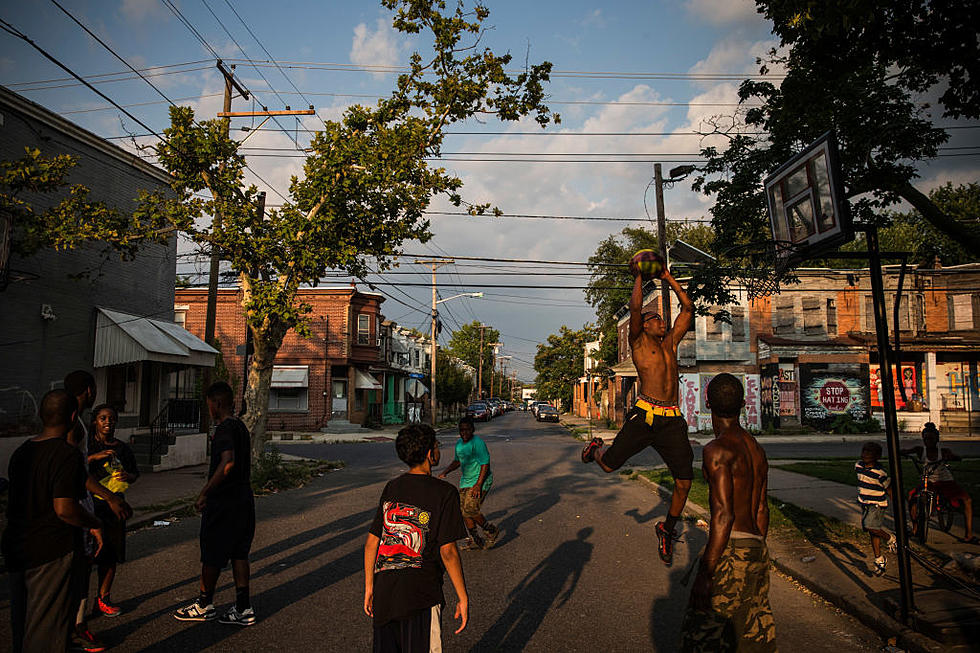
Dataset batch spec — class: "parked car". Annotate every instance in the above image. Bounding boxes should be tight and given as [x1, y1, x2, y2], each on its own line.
[487, 398, 503, 417]
[466, 401, 492, 422]
[536, 405, 559, 422]
[531, 401, 548, 417]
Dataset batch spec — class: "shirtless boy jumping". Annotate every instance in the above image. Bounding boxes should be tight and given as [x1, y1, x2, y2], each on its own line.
[581, 263, 694, 565]
[681, 373, 776, 652]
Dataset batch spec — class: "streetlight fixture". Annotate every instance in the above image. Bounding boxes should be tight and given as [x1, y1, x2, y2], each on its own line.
[430, 291, 483, 426]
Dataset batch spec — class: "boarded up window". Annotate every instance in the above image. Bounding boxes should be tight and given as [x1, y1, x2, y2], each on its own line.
[889, 295, 911, 331]
[864, 296, 874, 331]
[774, 300, 795, 335]
[731, 306, 746, 342]
[802, 298, 822, 335]
[826, 299, 837, 335]
[949, 294, 974, 330]
[706, 307, 724, 340]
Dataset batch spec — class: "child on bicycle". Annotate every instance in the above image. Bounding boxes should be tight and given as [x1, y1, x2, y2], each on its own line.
[901, 423, 975, 544]
[855, 441, 896, 576]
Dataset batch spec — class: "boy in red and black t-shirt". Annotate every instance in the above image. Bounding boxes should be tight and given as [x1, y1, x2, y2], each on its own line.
[364, 424, 469, 652]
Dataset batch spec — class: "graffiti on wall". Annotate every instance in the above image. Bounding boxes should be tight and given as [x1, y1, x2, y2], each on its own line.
[778, 364, 796, 417]
[799, 364, 869, 429]
[680, 374, 700, 430]
[681, 373, 761, 433]
[760, 363, 779, 430]
[870, 364, 919, 409]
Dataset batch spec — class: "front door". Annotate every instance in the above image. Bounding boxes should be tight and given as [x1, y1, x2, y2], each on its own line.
[332, 379, 348, 419]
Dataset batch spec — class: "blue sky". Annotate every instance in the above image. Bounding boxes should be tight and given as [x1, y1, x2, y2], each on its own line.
[3, 1, 977, 379]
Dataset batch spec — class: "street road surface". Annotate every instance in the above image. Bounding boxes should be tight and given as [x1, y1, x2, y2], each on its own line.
[0, 413, 885, 651]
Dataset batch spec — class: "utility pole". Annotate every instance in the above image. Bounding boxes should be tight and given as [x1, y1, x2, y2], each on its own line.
[488, 342, 502, 399]
[476, 324, 487, 400]
[654, 163, 671, 325]
[417, 258, 453, 426]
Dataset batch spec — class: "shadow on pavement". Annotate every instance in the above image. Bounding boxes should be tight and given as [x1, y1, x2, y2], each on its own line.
[470, 527, 594, 651]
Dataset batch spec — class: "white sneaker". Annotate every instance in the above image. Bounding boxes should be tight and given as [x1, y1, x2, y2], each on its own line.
[886, 534, 897, 553]
[873, 556, 886, 576]
[173, 600, 215, 621]
[219, 606, 256, 626]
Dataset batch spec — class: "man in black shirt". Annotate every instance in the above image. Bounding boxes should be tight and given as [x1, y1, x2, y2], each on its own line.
[3, 389, 103, 653]
[173, 382, 256, 626]
[364, 424, 469, 652]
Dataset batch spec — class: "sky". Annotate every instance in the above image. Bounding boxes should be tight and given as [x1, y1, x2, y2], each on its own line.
[2, 0, 978, 380]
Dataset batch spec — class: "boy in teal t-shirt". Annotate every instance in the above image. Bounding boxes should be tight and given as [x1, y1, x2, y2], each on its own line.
[438, 417, 499, 549]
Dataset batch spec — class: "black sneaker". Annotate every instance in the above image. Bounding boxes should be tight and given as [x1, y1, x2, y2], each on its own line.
[581, 437, 603, 463]
[656, 521, 677, 567]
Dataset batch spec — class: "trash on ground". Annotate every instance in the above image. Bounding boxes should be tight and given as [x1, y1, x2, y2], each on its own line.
[801, 555, 816, 563]
[153, 520, 172, 527]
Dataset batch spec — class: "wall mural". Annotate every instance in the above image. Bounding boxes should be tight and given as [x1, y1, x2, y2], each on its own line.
[680, 373, 761, 433]
[799, 364, 869, 429]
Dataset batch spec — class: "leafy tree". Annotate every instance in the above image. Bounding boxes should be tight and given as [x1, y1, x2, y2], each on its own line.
[0, 148, 170, 289]
[435, 349, 472, 407]
[689, 0, 980, 307]
[447, 320, 500, 398]
[136, 0, 557, 457]
[585, 223, 714, 369]
[533, 324, 598, 411]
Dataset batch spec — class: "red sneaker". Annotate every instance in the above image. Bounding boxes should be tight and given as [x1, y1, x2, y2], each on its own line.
[581, 437, 603, 463]
[96, 595, 121, 618]
[656, 521, 677, 567]
[70, 627, 106, 652]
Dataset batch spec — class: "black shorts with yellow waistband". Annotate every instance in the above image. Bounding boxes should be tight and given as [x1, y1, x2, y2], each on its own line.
[600, 397, 694, 479]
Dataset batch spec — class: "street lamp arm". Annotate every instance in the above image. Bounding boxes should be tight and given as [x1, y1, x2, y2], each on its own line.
[436, 292, 483, 304]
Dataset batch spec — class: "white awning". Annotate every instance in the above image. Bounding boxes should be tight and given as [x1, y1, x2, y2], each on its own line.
[94, 308, 218, 368]
[271, 366, 309, 388]
[610, 358, 637, 378]
[354, 368, 382, 390]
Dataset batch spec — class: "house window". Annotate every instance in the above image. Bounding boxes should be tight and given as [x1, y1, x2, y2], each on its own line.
[705, 307, 724, 341]
[731, 306, 746, 342]
[357, 314, 370, 345]
[802, 298, 822, 335]
[413, 349, 420, 368]
[269, 365, 309, 412]
[774, 300, 795, 335]
[914, 294, 925, 332]
[174, 310, 187, 328]
[948, 294, 974, 330]
[826, 299, 837, 336]
[106, 363, 138, 413]
[889, 295, 911, 331]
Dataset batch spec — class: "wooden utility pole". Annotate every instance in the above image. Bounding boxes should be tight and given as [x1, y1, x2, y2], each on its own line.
[654, 163, 671, 325]
[477, 324, 487, 400]
[417, 259, 453, 426]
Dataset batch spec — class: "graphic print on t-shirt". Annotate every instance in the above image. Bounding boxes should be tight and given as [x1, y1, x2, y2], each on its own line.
[376, 501, 430, 572]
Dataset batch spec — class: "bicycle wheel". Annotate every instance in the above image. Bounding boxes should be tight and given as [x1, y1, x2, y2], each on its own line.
[917, 492, 931, 545]
[937, 497, 955, 533]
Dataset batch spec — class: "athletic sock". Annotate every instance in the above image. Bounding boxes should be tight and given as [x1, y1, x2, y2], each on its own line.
[235, 586, 250, 612]
[199, 591, 214, 607]
[664, 513, 680, 534]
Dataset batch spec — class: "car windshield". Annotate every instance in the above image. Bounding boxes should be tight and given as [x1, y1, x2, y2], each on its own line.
[468, 403, 487, 410]
[540, 406, 556, 412]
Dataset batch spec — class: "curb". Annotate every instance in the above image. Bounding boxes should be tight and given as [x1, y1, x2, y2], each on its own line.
[127, 504, 194, 532]
[633, 474, 945, 653]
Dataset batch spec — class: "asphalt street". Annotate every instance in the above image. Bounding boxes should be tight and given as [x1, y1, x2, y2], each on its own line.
[1, 413, 887, 651]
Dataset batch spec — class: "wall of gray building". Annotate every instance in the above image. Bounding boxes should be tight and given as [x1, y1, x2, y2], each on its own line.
[0, 98, 176, 416]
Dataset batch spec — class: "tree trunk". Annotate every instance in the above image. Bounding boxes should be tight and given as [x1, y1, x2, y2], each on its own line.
[896, 181, 980, 256]
[243, 330, 279, 461]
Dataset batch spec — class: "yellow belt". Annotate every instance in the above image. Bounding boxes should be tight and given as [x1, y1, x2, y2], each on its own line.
[634, 399, 681, 424]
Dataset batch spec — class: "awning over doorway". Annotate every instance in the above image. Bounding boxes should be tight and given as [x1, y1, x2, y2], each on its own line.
[271, 366, 309, 388]
[611, 358, 637, 378]
[94, 308, 217, 368]
[354, 368, 382, 390]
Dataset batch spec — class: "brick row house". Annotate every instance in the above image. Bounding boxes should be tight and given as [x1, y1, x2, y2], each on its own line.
[594, 263, 980, 435]
[0, 86, 216, 472]
[175, 285, 431, 431]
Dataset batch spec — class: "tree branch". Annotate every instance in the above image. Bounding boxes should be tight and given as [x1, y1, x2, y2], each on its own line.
[896, 180, 980, 256]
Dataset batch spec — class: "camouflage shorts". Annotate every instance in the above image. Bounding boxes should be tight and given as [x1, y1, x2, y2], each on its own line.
[680, 538, 778, 653]
[459, 485, 490, 519]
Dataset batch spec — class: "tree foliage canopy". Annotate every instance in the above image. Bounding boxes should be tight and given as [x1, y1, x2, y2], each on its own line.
[435, 349, 473, 406]
[533, 324, 598, 411]
[447, 320, 500, 396]
[688, 0, 980, 307]
[135, 0, 557, 455]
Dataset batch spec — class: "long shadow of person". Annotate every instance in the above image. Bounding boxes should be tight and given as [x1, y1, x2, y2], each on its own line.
[471, 527, 594, 651]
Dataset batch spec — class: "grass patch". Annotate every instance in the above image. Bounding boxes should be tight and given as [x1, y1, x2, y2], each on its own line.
[565, 425, 591, 440]
[252, 446, 345, 494]
[637, 467, 865, 544]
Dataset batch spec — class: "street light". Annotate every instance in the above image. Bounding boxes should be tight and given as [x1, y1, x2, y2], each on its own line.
[430, 292, 483, 426]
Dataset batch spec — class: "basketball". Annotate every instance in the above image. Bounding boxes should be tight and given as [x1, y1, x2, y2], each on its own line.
[629, 249, 665, 280]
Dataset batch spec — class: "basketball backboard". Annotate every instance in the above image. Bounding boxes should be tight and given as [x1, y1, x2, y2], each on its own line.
[765, 131, 852, 269]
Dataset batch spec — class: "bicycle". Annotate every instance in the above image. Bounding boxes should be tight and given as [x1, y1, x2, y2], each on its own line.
[904, 453, 958, 545]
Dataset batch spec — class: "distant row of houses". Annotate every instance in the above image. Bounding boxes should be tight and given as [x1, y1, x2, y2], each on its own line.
[574, 265, 980, 435]
[0, 85, 463, 472]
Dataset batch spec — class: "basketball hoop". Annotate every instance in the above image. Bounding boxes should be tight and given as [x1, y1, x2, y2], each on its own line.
[721, 240, 799, 299]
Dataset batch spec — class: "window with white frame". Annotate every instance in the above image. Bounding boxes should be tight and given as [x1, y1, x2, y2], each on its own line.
[357, 313, 371, 345]
[269, 365, 309, 411]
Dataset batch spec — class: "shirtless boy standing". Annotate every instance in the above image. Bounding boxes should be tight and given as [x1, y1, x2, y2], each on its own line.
[581, 264, 694, 565]
[680, 373, 776, 652]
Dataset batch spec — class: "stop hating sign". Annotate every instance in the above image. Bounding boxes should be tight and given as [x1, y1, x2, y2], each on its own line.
[819, 380, 851, 412]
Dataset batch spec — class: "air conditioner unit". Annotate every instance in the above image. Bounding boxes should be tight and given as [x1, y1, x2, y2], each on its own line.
[376, 337, 383, 347]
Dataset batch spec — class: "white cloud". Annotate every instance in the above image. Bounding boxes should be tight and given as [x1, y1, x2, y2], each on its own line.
[581, 9, 606, 28]
[120, 0, 168, 23]
[683, 0, 761, 27]
[350, 18, 402, 77]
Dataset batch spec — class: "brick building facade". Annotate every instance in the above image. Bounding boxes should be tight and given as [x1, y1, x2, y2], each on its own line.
[602, 264, 980, 435]
[175, 285, 392, 431]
